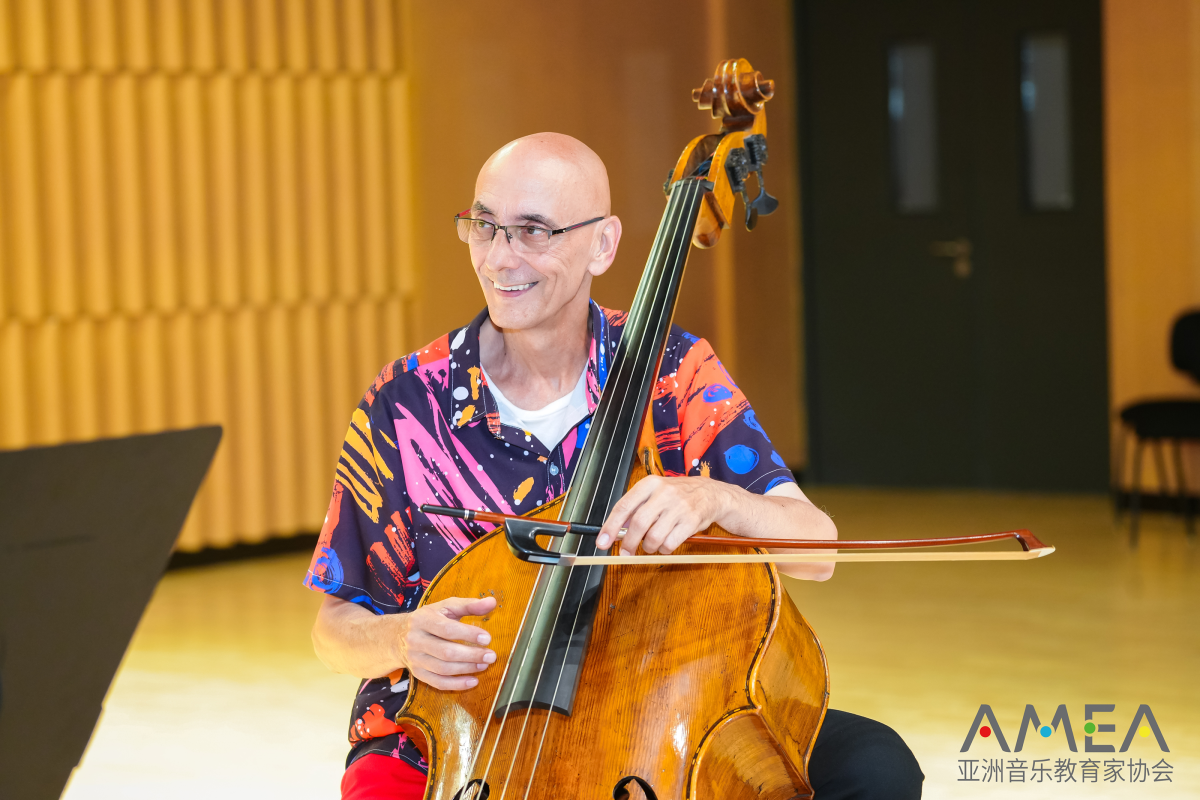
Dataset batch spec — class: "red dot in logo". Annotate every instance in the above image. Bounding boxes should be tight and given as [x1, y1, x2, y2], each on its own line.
[980, 726, 992, 738]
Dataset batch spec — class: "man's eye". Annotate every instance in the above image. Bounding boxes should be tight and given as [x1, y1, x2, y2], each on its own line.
[474, 220, 491, 230]
[524, 227, 548, 237]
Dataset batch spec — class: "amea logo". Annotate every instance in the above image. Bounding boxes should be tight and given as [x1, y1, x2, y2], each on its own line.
[961, 704, 1168, 753]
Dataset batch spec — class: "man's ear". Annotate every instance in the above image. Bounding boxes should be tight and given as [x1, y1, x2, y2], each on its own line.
[587, 216, 622, 277]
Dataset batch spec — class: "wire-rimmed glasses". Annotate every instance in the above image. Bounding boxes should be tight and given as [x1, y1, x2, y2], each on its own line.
[454, 213, 605, 254]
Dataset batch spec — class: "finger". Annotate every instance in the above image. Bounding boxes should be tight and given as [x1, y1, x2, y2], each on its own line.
[600, 479, 667, 546]
[425, 612, 494, 646]
[622, 487, 680, 554]
[412, 650, 492, 677]
[636, 502, 674, 553]
[436, 595, 498, 621]
[595, 527, 628, 551]
[598, 481, 654, 548]
[411, 664, 479, 691]
[656, 519, 698, 555]
[641, 507, 685, 554]
[410, 630, 496, 666]
[619, 502, 667, 557]
[647, 507, 703, 554]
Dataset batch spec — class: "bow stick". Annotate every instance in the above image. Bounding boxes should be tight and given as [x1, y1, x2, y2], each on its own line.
[420, 505, 1055, 566]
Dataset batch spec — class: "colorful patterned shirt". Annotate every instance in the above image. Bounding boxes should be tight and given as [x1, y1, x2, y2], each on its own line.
[303, 300, 795, 771]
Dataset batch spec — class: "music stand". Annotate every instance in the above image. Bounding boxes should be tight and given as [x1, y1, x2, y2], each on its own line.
[0, 426, 222, 800]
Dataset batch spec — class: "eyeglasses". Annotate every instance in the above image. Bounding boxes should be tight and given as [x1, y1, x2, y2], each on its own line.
[454, 213, 605, 254]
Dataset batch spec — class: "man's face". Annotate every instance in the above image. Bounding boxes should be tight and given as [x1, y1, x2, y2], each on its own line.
[469, 148, 607, 332]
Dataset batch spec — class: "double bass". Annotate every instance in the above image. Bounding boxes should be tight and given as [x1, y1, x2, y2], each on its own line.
[395, 59, 1052, 800]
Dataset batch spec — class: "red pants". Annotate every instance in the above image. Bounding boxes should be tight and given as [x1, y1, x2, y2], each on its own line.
[341, 754, 428, 800]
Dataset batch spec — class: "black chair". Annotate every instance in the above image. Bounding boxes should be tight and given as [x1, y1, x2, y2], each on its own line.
[1116, 311, 1200, 540]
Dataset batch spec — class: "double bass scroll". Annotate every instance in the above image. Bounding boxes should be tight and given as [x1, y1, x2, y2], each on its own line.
[669, 58, 780, 246]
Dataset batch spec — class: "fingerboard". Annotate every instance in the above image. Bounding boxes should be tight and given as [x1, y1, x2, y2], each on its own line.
[494, 177, 710, 718]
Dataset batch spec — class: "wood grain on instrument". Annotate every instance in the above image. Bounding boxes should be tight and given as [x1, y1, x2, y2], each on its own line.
[397, 491, 828, 799]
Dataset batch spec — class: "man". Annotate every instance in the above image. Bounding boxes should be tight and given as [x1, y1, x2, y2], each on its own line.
[307, 133, 923, 799]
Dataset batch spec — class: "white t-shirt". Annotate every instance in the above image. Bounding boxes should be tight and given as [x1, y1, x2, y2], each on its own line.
[482, 365, 590, 449]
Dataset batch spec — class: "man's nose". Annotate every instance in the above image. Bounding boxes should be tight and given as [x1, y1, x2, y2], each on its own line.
[487, 226, 520, 255]
[489, 225, 516, 247]
[485, 226, 523, 268]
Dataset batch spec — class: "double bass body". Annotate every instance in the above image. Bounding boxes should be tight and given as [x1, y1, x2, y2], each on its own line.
[398, 461, 830, 799]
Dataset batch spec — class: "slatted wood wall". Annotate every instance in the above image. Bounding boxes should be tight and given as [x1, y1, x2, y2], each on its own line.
[0, 1, 413, 550]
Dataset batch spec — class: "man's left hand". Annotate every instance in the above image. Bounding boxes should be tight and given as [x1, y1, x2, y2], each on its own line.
[596, 475, 730, 555]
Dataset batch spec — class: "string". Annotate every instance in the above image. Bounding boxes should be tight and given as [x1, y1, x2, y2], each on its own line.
[520, 562, 600, 800]
[513, 177, 706, 796]
[581, 176, 703, 528]
[571, 177, 701, 525]
[520, 177, 704, 794]
[492, 559, 585, 795]
[489, 180, 700, 798]
[455, 560, 545, 795]
[461, 186, 692, 797]
[460, 177, 703, 798]
[484, 178, 700, 798]
[454, 200, 682, 792]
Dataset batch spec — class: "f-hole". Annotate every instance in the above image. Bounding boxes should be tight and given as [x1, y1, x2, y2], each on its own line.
[613, 775, 658, 800]
[452, 779, 490, 800]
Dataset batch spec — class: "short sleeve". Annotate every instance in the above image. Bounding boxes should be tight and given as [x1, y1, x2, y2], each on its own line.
[670, 336, 797, 495]
[304, 365, 417, 615]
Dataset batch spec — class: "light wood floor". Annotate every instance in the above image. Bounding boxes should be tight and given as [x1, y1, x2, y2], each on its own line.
[63, 489, 1199, 799]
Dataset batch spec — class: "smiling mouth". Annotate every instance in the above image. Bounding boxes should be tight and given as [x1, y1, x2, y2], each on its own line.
[492, 280, 538, 293]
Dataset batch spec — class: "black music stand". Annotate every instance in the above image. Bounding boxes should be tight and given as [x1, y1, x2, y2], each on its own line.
[0, 426, 222, 800]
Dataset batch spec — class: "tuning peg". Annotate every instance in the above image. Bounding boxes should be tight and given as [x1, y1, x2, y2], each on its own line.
[745, 205, 759, 231]
[724, 148, 750, 194]
[744, 134, 769, 167]
[751, 188, 779, 218]
[740, 133, 777, 226]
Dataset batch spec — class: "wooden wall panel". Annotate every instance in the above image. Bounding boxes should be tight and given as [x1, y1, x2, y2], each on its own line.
[71, 318, 101, 441]
[1106, 0, 1200, 491]
[188, 0, 219, 71]
[32, 319, 63, 442]
[7, 74, 41, 320]
[0, 1, 13, 74]
[120, 0, 152, 72]
[2, 0, 811, 547]
[15, 0, 48, 72]
[76, 74, 114, 317]
[240, 75, 272, 305]
[264, 305, 299, 533]
[177, 75, 211, 310]
[0, 78, 6, 324]
[143, 74, 180, 312]
[0, 0, 411, 550]
[0, 321, 29, 449]
[102, 316, 133, 436]
[86, 0, 120, 71]
[249, 0, 279, 72]
[41, 75, 78, 317]
[109, 74, 147, 315]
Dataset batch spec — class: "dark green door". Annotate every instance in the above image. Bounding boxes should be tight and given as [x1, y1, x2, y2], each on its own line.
[798, 0, 1108, 491]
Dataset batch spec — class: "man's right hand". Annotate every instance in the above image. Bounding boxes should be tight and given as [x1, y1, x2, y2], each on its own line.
[395, 596, 498, 690]
[312, 593, 498, 688]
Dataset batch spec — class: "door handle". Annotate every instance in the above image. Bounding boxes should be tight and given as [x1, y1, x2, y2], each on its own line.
[931, 237, 972, 278]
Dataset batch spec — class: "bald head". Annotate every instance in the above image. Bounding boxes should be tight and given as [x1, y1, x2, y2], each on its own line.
[467, 132, 622, 336]
[475, 132, 611, 221]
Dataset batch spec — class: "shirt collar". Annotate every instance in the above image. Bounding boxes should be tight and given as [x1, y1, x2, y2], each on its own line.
[445, 300, 610, 451]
